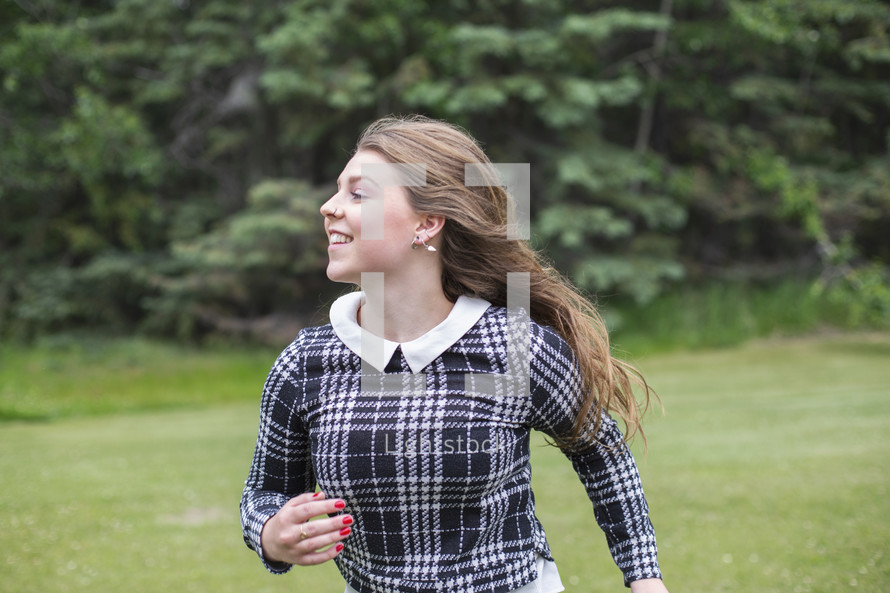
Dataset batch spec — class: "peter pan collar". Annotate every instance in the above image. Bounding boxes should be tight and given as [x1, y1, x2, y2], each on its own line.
[329, 292, 491, 374]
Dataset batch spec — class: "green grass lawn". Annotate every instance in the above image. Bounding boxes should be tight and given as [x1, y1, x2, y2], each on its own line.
[1, 332, 888, 592]
[0, 336, 277, 421]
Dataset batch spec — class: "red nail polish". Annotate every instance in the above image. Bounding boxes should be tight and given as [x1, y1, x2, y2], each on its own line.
[334, 500, 345, 509]
[335, 543, 345, 552]
[312, 492, 322, 498]
[340, 527, 351, 536]
[342, 515, 353, 525]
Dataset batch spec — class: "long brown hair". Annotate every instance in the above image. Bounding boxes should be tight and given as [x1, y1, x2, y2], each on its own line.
[356, 115, 655, 450]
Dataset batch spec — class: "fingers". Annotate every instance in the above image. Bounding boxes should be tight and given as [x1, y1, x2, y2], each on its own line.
[285, 490, 327, 511]
[263, 491, 353, 566]
[293, 515, 352, 565]
[298, 541, 346, 565]
[280, 491, 347, 525]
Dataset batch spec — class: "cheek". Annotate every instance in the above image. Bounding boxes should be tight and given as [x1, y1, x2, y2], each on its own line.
[361, 238, 403, 260]
[384, 210, 416, 238]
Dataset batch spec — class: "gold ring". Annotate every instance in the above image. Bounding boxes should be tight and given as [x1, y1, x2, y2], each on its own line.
[300, 523, 309, 540]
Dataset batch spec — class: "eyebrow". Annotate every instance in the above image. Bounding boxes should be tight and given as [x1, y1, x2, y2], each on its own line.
[336, 173, 382, 190]
[336, 174, 361, 190]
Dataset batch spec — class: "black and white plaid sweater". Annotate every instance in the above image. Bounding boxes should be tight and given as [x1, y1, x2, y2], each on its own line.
[241, 293, 661, 593]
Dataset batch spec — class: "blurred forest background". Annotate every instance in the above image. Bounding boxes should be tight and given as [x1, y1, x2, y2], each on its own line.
[2, 0, 889, 345]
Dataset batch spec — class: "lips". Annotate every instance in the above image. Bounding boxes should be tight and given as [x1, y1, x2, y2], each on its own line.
[329, 231, 353, 245]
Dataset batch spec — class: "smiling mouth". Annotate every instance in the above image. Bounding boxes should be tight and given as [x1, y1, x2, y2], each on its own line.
[329, 232, 353, 245]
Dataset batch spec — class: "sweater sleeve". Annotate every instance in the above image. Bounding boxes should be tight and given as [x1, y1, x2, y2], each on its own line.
[240, 340, 317, 574]
[528, 327, 662, 586]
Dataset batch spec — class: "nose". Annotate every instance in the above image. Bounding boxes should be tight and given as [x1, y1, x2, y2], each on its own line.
[320, 195, 340, 218]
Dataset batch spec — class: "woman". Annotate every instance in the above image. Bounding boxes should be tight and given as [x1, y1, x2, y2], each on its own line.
[241, 116, 670, 593]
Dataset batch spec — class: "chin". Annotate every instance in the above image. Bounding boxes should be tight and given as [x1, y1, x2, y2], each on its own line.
[326, 266, 358, 285]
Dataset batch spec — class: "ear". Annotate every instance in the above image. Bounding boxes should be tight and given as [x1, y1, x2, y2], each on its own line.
[415, 215, 445, 240]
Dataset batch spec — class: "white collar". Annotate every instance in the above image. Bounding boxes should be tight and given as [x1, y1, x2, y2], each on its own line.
[329, 292, 491, 374]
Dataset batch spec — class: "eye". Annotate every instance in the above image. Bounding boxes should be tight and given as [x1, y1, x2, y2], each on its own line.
[350, 189, 365, 201]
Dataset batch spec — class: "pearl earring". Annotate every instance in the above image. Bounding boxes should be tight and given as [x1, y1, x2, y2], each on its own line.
[411, 235, 437, 252]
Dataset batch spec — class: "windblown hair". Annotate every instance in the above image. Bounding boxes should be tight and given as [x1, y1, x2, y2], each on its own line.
[355, 115, 655, 450]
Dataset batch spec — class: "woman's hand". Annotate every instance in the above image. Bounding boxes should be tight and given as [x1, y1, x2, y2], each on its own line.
[630, 578, 670, 593]
[260, 491, 353, 565]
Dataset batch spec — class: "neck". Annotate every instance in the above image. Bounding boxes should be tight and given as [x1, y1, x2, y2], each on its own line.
[358, 277, 454, 343]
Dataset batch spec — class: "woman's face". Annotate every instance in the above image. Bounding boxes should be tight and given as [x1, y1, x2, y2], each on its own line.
[320, 150, 425, 285]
